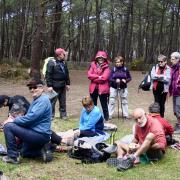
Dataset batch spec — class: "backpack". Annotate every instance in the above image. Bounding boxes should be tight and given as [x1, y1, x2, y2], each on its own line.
[138, 65, 156, 92]
[42, 57, 55, 76]
[138, 72, 151, 91]
[68, 140, 111, 164]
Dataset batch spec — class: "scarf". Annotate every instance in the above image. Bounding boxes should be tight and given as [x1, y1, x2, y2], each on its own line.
[153, 66, 166, 91]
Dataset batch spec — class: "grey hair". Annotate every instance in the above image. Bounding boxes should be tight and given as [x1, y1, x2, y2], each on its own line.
[171, 52, 180, 59]
[158, 54, 167, 61]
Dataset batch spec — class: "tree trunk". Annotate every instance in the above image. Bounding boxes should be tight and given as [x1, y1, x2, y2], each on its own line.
[18, 0, 30, 62]
[30, 1, 45, 80]
[47, 0, 63, 56]
[118, 0, 133, 58]
[0, 0, 5, 60]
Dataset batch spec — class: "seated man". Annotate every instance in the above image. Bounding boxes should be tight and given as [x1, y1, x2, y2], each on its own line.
[106, 108, 166, 171]
[2, 79, 52, 164]
[0, 95, 30, 114]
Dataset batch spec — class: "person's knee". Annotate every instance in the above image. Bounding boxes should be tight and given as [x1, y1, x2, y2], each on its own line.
[109, 97, 115, 104]
[3, 122, 15, 131]
[145, 133, 155, 143]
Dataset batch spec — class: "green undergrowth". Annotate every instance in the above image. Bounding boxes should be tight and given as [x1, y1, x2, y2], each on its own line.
[0, 117, 179, 180]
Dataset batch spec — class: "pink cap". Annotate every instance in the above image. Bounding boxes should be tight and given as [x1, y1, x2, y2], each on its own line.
[55, 48, 66, 56]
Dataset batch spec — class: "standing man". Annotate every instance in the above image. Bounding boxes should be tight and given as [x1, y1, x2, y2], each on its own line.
[169, 52, 180, 134]
[45, 48, 70, 120]
[150, 54, 171, 117]
[2, 79, 52, 164]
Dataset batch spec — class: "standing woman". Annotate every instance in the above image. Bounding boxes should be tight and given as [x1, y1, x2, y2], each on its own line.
[150, 54, 171, 117]
[88, 51, 110, 121]
[108, 56, 132, 119]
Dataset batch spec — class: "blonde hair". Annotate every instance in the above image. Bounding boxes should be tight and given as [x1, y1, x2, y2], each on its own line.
[82, 96, 94, 107]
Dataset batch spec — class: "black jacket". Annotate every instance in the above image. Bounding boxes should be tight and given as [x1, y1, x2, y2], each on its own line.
[45, 58, 70, 89]
[7, 95, 30, 113]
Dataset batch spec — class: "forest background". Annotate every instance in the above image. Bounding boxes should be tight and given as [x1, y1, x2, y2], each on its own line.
[0, 0, 180, 80]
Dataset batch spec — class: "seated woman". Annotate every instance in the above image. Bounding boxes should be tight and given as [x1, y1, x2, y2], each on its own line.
[76, 95, 104, 137]
[51, 96, 105, 146]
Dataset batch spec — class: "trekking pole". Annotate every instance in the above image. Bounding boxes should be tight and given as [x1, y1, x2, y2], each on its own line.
[117, 83, 120, 120]
[121, 89, 124, 121]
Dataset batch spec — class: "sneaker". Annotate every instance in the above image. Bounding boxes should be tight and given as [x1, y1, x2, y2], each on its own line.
[103, 144, 117, 154]
[41, 144, 53, 163]
[2, 156, 20, 164]
[116, 155, 135, 171]
[106, 157, 123, 167]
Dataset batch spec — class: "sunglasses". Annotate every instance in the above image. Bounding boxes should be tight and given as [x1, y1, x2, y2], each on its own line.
[158, 61, 164, 63]
[28, 85, 43, 90]
[29, 86, 37, 90]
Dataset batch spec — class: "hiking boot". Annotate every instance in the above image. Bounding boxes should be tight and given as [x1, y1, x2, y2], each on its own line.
[103, 144, 117, 154]
[116, 155, 135, 171]
[2, 156, 20, 164]
[41, 144, 53, 163]
[106, 157, 123, 167]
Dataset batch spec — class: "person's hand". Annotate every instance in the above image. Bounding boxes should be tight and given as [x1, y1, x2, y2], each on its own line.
[73, 129, 80, 138]
[128, 143, 140, 152]
[116, 79, 120, 83]
[121, 79, 126, 83]
[47, 87, 53, 92]
[66, 85, 70, 91]
[3, 115, 15, 126]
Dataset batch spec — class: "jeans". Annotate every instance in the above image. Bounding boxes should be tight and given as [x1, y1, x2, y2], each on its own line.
[3, 123, 50, 159]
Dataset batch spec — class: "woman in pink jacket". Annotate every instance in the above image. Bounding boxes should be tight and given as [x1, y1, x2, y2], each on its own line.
[88, 51, 111, 121]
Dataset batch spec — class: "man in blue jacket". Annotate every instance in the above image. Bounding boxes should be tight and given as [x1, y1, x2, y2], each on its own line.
[2, 79, 52, 164]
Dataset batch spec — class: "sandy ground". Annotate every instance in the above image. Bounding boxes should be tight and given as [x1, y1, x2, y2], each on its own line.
[0, 70, 175, 123]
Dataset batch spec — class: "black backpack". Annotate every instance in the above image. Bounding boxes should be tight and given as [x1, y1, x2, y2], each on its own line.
[68, 141, 111, 164]
[138, 65, 156, 92]
[138, 73, 151, 91]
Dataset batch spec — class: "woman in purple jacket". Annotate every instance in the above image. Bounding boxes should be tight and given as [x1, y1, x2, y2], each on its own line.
[108, 56, 132, 119]
[88, 51, 110, 121]
[169, 52, 180, 134]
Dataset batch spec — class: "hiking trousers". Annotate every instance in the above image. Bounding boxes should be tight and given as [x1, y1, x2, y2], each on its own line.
[51, 86, 67, 119]
[108, 87, 128, 118]
[90, 88, 109, 121]
[153, 90, 167, 117]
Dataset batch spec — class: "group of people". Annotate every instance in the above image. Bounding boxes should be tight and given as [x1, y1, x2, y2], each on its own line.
[0, 80, 106, 164]
[0, 48, 179, 171]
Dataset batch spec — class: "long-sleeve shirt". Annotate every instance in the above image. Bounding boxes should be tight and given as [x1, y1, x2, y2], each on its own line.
[79, 106, 104, 133]
[14, 95, 52, 138]
[109, 66, 131, 89]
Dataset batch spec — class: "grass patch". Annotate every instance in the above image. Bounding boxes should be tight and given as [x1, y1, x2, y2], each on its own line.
[0, 117, 179, 179]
